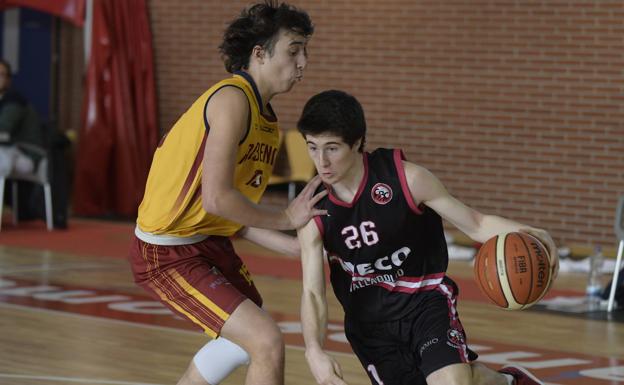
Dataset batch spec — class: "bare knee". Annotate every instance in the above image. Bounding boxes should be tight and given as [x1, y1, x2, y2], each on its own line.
[220, 300, 284, 362]
[469, 362, 508, 385]
[426, 363, 474, 385]
[177, 361, 211, 385]
[248, 320, 284, 359]
[428, 362, 506, 385]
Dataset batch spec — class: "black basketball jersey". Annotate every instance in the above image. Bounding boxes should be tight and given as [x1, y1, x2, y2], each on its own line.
[313, 148, 449, 321]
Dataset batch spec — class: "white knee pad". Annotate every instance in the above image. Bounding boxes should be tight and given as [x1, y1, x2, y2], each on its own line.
[193, 337, 250, 384]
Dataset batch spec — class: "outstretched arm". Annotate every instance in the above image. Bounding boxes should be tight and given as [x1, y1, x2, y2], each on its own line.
[298, 220, 347, 385]
[237, 226, 300, 257]
[201, 87, 326, 230]
[404, 161, 559, 277]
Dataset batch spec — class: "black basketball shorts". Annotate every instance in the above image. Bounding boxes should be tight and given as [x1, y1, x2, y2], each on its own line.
[344, 280, 478, 385]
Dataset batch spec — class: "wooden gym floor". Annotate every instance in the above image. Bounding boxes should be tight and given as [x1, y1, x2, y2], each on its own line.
[0, 219, 622, 385]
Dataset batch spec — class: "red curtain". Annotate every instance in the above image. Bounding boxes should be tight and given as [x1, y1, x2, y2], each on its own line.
[72, 0, 159, 217]
[0, 0, 85, 26]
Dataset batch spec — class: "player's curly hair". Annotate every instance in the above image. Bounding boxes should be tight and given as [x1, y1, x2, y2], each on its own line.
[220, 1, 314, 73]
[297, 90, 367, 153]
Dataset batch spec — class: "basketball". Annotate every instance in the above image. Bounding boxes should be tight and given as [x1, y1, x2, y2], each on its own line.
[473, 232, 552, 310]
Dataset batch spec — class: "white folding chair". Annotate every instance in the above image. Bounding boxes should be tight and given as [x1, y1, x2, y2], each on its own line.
[0, 143, 53, 231]
[608, 195, 624, 312]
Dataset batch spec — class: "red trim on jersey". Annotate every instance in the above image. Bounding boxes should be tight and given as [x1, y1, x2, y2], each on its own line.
[187, 184, 203, 207]
[436, 283, 470, 363]
[377, 281, 440, 294]
[328, 152, 369, 208]
[394, 273, 445, 282]
[393, 149, 423, 215]
[375, 273, 445, 293]
[328, 252, 447, 294]
[170, 131, 208, 217]
[313, 216, 325, 238]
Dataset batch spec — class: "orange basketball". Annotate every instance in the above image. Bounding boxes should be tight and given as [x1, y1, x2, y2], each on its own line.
[473, 232, 552, 310]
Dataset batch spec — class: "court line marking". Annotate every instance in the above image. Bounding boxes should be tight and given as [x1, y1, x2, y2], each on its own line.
[0, 301, 355, 357]
[0, 261, 124, 274]
[0, 373, 164, 385]
[0, 302, 612, 385]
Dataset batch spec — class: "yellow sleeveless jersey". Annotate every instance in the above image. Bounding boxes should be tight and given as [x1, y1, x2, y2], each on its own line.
[137, 73, 280, 237]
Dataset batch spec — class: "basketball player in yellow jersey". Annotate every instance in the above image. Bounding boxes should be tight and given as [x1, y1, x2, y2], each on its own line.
[129, 3, 323, 385]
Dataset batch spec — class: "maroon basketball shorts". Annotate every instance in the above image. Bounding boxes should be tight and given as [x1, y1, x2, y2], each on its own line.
[129, 235, 262, 338]
[343, 278, 478, 385]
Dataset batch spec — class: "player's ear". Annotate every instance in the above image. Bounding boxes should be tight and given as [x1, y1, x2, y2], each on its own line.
[252, 45, 265, 63]
[352, 138, 363, 152]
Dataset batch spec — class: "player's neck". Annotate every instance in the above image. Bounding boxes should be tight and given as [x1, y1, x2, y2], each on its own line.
[331, 155, 365, 202]
[245, 68, 274, 111]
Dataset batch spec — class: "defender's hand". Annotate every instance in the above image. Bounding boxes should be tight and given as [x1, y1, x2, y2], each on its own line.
[285, 176, 328, 229]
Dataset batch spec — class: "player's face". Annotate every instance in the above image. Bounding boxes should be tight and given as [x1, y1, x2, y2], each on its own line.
[305, 133, 361, 185]
[262, 29, 308, 94]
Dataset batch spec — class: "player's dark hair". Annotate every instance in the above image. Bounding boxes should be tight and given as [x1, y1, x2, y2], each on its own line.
[297, 90, 367, 152]
[220, 1, 314, 73]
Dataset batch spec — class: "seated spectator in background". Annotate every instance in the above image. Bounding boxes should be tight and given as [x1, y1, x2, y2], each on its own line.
[0, 59, 44, 177]
[0, 58, 70, 228]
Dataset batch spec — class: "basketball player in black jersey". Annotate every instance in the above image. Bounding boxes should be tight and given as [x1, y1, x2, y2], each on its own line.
[295, 90, 559, 385]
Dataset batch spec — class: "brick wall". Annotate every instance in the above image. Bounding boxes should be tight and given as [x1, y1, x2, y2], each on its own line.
[146, 0, 624, 250]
